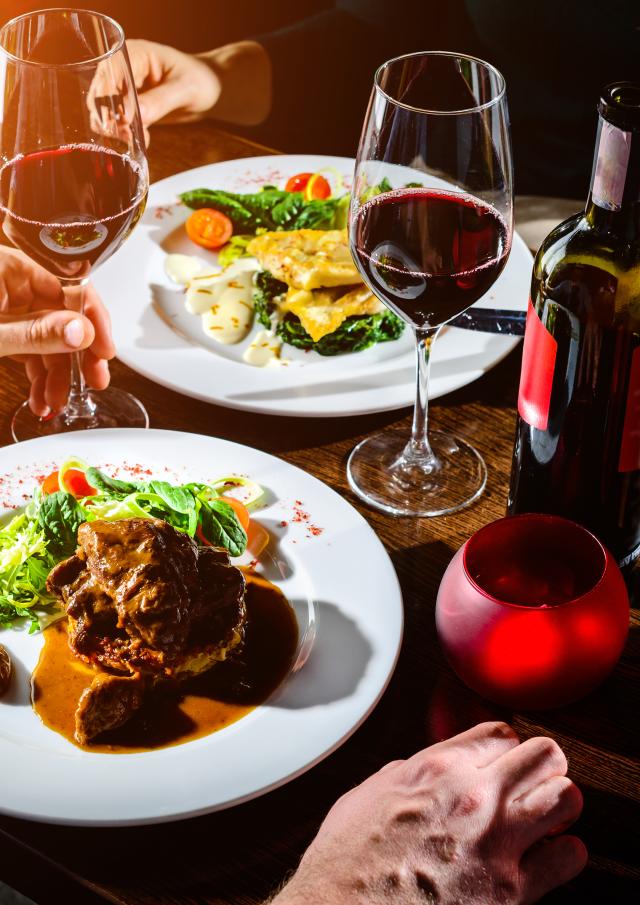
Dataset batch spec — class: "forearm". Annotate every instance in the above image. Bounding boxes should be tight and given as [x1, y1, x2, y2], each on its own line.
[198, 40, 272, 127]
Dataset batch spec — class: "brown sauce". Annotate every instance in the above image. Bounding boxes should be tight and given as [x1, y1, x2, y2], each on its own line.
[31, 571, 298, 753]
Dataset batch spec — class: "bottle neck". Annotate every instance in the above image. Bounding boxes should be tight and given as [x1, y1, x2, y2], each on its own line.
[585, 115, 640, 239]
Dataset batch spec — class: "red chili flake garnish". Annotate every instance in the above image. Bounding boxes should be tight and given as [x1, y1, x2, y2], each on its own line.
[153, 203, 176, 220]
[308, 525, 323, 537]
[279, 520, 288, 528]
[249, 558, 259, 570]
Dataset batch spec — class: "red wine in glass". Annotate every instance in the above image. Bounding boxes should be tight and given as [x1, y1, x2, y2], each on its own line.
[351, 188, 510, 327]
[0, 144, 147, 280]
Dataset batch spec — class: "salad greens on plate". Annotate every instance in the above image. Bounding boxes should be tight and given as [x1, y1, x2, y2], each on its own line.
[0, 459, 263, 632]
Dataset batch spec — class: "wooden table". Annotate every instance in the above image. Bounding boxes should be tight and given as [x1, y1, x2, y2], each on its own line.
[0, 123, 638, 905]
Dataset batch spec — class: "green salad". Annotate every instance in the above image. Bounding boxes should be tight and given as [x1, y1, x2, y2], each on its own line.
[0, 459, 263, 632]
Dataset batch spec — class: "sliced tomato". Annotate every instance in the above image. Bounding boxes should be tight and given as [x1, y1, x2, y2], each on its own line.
[185, 208, 233, 250]
[41, 468, 96, 497]
[285, 172, 313, 193]
[63, 469, 97, 498]
[223, 497, 251, 531]
[304, 173, 331, 201]
[41, 470, 60, 495]
[196, 524, 212, 547]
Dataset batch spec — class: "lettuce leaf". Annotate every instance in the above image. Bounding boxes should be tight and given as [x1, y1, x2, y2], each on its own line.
[0, 514, 58, 632]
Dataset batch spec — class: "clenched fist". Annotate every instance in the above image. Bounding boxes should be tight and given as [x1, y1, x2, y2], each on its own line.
[274, 722, 587, 905]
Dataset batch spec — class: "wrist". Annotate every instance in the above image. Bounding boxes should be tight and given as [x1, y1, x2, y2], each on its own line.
[197, 40, 272, 126]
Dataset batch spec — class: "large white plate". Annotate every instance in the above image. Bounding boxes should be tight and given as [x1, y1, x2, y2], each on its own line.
[94, 154, 532, 417]
[0, 429, 403, 826]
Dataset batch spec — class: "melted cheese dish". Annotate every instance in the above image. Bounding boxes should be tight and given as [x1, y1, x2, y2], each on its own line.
[248, 229, 362, 290]
[281, 286, 384, 343]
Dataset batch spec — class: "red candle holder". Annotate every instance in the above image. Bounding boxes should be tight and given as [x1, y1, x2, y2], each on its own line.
[435, 514, 630, 709]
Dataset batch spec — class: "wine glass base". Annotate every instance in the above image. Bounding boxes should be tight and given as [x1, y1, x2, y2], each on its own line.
[11, 387, 149, 442]
[347, 428, 487, 517]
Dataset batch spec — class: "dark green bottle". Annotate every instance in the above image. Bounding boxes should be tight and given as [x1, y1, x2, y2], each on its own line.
[508, 83, 640, 568]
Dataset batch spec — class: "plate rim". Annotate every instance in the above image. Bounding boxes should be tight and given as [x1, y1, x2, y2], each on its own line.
[95, 153, 532, 418]
[0, 427, 404, 826]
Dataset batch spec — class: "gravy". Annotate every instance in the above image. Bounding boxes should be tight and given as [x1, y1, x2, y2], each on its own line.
[32, 571, 298, 753]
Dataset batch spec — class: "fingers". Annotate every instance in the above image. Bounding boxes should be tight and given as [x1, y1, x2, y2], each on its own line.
[40, 353, 71, 414]
[492, 735, 568, 800]
[83, 283, 116, 360]
[0, 310, 95, 357]
[24, 356, 49, 417]
[432, 721, 521, 768]
[138, 81, 187, 126]
[0, 247, 64, 312]
[521, 835, 588, 904]
[82, 349, 111, 390]
[510, 775, 583, 848]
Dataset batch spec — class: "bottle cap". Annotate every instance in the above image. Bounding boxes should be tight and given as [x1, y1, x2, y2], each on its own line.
[599, 82, 640, 132]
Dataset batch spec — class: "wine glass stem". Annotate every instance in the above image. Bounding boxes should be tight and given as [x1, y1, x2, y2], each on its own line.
[62, 282, 97, 424]
[406, 325, 442, 466]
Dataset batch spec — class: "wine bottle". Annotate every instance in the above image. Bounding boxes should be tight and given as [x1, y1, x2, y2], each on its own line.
[508, 82, 640, 570]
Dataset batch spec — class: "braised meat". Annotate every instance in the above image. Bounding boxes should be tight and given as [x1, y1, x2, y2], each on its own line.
[0, 643, 11, 697]
[46, 518, 246, 742]
[75, 673, 145, 745]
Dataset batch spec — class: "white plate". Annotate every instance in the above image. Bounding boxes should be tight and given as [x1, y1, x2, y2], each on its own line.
[0, 429, 402, 826]
[94, 154, 532, 417]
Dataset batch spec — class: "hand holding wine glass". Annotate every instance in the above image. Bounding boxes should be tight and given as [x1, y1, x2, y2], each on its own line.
[0, 8, 149, 440]
[348, 52, 513, 516]
[0, 245, 115, 416]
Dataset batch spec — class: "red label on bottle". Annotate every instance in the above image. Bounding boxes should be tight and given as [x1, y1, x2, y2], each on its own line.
[619, 346, 640, 472]
[517, 299, 558, 430]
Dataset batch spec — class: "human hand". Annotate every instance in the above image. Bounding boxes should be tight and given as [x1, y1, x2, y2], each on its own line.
[125, 39, 221, 133]
[274, 722, 587, 905]
[0, 247, 115, 416]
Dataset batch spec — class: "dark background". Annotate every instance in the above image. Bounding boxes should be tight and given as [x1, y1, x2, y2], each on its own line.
[2, 1, 328, 51]
[2, 1, 640, 197]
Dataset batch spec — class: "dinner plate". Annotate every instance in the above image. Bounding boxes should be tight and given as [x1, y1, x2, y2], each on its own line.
[0, 428, 403, 826]
[94, 154, 533, 417]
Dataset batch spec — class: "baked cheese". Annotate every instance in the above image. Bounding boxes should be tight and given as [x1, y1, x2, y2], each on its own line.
[248, 229, 362, 290]
[281, 285, 385, 343]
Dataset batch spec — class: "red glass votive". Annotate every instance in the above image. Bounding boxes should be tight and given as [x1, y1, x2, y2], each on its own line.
[435, 514, 630, 709]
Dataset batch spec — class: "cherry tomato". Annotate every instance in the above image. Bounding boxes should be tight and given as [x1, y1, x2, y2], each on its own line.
[284, 172, 332, 200]
[185, 208, 233, 250]
[41, 470, 60, 495]
[285, 172, 313, 193]
[303, 173, 331, 201]
[223, 497, 251, 531]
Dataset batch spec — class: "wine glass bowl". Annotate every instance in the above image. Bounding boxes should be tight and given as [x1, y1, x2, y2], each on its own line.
[435, 514, 630, 710]
[348, 52, 513, 516]
[0, 8, 149, 439]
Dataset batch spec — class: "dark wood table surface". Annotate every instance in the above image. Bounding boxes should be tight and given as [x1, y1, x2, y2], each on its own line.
[0, 123, 638, 905]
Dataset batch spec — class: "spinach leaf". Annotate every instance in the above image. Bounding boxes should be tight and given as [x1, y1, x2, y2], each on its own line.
[85, 467, 140, 496]
[143, 481, 198, 536]
[198, 499, 247, 557]
[37, 491, 86, 557]
[180, 187, 349, 235]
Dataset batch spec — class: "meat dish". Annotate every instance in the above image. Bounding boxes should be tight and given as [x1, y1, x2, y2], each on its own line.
[47, 517, 246, 744]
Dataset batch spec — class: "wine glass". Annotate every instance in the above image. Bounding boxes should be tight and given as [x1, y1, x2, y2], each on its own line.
[435, 514, 630, 709]
[349, 51, 513, 515]
[0, 8, 149, 441]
